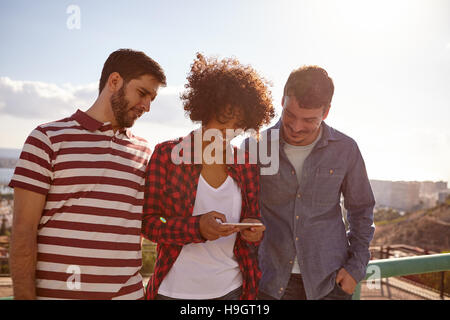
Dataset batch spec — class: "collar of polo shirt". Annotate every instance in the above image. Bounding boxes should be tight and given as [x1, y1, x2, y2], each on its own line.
[72, 109, 132, 139]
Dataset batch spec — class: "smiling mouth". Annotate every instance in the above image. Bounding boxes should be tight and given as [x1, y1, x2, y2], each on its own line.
[288, 128, 308, 137]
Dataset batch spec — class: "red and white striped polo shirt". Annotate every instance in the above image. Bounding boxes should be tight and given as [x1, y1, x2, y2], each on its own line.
[9, 109, 151, 300]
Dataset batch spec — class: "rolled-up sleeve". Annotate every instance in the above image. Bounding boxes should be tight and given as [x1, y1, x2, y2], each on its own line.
[141, 143, 205, 246]
[240, 162, 263, 247]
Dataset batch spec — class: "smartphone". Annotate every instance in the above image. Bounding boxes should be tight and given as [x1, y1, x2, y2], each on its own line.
[219, 222, 264, 229]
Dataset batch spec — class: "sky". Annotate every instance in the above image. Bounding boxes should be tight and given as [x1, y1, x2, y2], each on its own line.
[0, 0, 449, 183]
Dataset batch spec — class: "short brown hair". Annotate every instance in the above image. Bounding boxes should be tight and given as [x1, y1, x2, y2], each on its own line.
[283, 66, 334, 109]
[99, 49, 167, 94]
[181, 53, 275, 131]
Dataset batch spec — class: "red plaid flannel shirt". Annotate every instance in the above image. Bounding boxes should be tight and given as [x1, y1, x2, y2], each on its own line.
[141, 130, 262, 300]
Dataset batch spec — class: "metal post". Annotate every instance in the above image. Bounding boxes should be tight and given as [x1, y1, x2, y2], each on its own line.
[385, 246, 391, 298]
[352, 282, 361, 300]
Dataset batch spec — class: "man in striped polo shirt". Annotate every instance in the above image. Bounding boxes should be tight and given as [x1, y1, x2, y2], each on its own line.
[8, 49, 166, 299]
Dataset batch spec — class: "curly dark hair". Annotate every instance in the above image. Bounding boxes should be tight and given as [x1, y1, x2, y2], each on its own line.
[181, 53, 275, 131]
[283, 66, 334, 109]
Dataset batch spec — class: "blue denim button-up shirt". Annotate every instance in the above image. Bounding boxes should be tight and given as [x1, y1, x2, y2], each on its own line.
[244, 119, 375, 300]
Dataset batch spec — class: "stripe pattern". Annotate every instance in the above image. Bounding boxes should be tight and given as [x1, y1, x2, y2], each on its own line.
[9, 110, 151, 300]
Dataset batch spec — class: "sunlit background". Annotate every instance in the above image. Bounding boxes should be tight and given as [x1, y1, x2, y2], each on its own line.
[1, 0, 449, 183]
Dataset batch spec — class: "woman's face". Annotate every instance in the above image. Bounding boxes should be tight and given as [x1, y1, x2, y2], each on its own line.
[205, 105, 246, 142]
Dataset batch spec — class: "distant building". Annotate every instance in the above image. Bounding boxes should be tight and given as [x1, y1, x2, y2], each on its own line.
[392, 182, 421, 211]
[420, 194, 437, 209]
[438, 189, 450, 204]
[370, 180, 449, 211]
[435, 181, 448, 191]
[370, 180, 421, 211]
[420, 181, 448, 195]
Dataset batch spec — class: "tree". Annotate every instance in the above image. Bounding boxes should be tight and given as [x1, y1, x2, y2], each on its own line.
[374, 208, 401, 223]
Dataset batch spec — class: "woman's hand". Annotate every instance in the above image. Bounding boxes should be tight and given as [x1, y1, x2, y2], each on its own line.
[199, 211, 239, 241]
[239, 218, 265, 242]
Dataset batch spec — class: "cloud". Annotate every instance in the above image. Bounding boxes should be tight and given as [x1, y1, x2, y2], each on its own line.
[0, 76, 97, 119]
[0, 77, 190, 126]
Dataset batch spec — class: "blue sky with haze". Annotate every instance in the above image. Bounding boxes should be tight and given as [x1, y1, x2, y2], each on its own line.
[1, 0, 449, 183]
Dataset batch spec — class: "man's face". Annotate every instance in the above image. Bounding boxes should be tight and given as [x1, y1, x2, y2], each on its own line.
[110, 74, 161, 128]
[281, 95, 329, 146]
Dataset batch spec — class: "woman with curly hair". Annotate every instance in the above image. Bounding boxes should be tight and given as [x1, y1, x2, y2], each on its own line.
[141, 53, 275, 300]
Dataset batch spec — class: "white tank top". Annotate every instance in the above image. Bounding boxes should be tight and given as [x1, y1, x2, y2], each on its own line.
[158, 174, 243, 299]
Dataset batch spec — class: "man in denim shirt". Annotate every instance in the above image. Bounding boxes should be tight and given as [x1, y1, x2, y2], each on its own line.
[244, 66, 375, 300]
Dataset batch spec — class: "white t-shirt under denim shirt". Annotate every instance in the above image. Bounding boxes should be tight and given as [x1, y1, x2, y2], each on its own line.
[283, 127, 323, 274]
[158, 174, 243, 299]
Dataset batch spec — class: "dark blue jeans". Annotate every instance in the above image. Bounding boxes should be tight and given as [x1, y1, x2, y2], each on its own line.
[258, 274, 352, 300]
[156, 286, 242, 300]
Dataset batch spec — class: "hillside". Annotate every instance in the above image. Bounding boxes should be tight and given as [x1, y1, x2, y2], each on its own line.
[372, 201, 450, 253]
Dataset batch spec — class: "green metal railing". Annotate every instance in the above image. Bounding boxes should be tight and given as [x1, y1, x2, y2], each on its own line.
[352, 253, 450, 300]
[1, 253, 449, 300]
